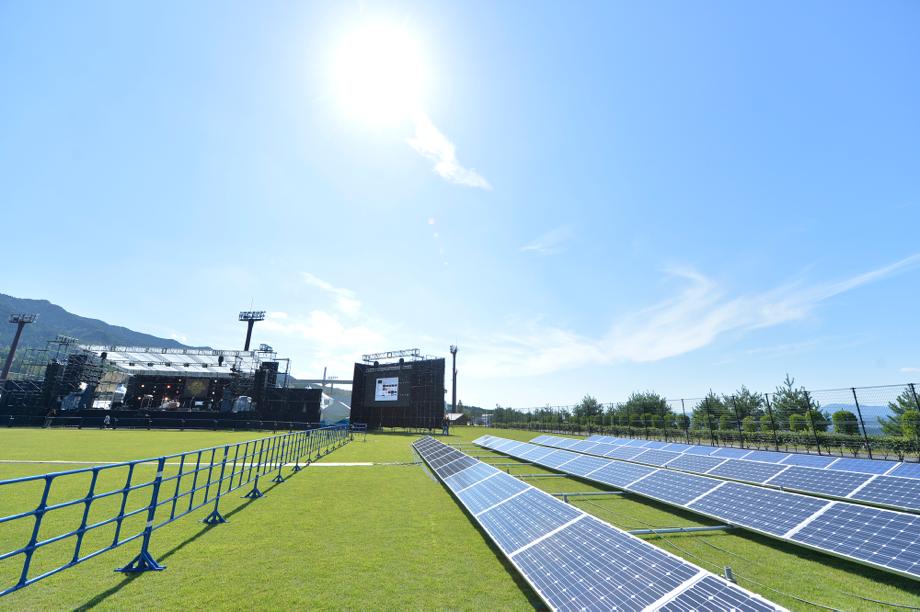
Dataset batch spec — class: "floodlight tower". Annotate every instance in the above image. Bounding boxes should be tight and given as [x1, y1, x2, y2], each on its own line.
[449, 345, 458, 415]
[238, 311, 265, 352]
[1, 313, 37, 382]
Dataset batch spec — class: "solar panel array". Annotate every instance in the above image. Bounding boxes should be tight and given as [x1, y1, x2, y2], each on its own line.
[587, 434, 919, 479]
[475, 435, 920, 582]
[412, 436, 782, 611]
[529, 435, 920, 514]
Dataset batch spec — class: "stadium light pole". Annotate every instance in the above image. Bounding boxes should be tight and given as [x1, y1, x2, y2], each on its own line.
[1, 313, 37, 382]
[238, 311, 266, 351]
[449, 345, 458, 415]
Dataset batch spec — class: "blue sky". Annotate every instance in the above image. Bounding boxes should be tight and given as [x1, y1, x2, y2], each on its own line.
[1, 1, 919, 408]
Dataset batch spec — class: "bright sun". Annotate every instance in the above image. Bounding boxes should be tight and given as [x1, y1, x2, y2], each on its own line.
[331, 22, 427, 124]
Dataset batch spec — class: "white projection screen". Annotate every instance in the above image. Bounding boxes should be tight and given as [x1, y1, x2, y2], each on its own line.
[374, 377, 399, 402]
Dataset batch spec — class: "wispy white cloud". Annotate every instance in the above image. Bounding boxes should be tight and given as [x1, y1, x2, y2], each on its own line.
[520, 226, 572, 255]
[901, 367, 920, 374]
[406, 113, 491, 190]
[302, 272, 361, 316]
[262, 275, 392, 376]
[460, 254, 920, 378]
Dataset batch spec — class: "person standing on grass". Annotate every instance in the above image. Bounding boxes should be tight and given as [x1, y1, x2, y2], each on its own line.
[442, 414, 450, 436]
[103, 414, 111, 429]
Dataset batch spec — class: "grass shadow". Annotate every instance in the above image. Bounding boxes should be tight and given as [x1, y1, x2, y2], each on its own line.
[75, 477, 287, 610]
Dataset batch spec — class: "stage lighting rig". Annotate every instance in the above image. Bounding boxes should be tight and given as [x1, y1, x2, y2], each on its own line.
[238, 311, 266, 352]
[1, 313, 37, 382]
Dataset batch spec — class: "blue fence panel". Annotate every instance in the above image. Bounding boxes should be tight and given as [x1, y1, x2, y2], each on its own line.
[0, 424, 350, 597]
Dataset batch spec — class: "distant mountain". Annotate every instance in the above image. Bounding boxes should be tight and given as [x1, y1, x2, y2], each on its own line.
[0, 293, 192, 351]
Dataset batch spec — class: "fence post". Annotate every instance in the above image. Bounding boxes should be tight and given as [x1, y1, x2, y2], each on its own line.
[116, 457, 166, 573]
[292, 432, 303, 472]
[203, 446, 230, 525]
[704, 393, 717, 446]
[680, 399, 690, 444]
[731, 396, 745, 449]
[763, 393, 780, 451]
[804, 390, 822, 455]
[851, 387, 873, 459]
[244, 438, 265, 499]
[909, 384, 920, 459]
[272, 435, 287, 483]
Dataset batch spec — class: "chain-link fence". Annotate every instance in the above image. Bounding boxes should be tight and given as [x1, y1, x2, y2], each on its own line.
[488, 383, 920, 461]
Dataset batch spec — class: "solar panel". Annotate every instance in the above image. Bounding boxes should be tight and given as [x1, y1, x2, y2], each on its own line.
[687, 482, 828, 536]
[890, 463, 920, 479]
[584, 435, 919, 479]
[790, 504, 920, 576]
[590, 461, 657, 488]
[631, 449, 682, 466]
[711, 447, 753, 459]
[850, 475, 920, 513]
[686, 445, 719, 456]
[708, 459, 790, 483]
[766, 466, 872, 498]
[628, 470, 720, 505]
[603, 446, 648, 460]
[530, 435, 920, 514]
[666, 454, 727, 473]
[512, 515, 697, 609]
[779, 454, 838, 468]
[478, 436, 920, 582]
[661, 575, 778, 612]
[445, 462, 496, 490]
[563, 454, 610, 477]
[416, 436, 782, 611]
[539, 449, 582, 469]
[828, 457, 898, 475]
[742, 450, 790, 463]
[661, 442, 694, 452]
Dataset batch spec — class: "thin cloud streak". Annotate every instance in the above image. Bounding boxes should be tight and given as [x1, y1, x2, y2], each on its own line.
[406, 113, 491, 190]
[461, 254, 920, 378]
[302, 272, 361, 316]
[520, 226, 572, 255]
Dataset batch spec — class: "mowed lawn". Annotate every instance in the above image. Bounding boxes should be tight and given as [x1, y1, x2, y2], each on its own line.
[0, 426, 917, 610]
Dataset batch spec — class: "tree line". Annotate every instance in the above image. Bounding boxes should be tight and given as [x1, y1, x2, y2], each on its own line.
[491, 375, 920, 439]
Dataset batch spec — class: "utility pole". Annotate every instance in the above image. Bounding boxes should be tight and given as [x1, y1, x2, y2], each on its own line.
[1, 313, 37, 382]
[449, 345, 458, 414]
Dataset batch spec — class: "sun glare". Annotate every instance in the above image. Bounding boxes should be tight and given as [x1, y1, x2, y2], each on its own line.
[331, 22, 427, 124]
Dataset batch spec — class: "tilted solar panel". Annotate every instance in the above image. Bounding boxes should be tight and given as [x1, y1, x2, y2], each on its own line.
[589, 434, 915, 478]
[766, 466, 871, 498]
[632, 449, 682, 466]
[476, 435, 920, 582]
[415, 436, 783, 611]
[708, 459, 789, 483]
[850, 475, 920, 511]
[532, 435, 920, 513]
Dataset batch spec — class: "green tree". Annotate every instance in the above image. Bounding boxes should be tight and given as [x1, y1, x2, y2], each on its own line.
[675, 413, 690, 430]
[789, 414, 808, 431]
[718, 414, 733, 431]
[691, 392, 724, 431]
[573, 395, 603, 421]
[742, 416, 758, 433]
[760, 414, 774, 433]
[903, 410, 920, 439]
[724, 386, 765, 420]
[832, 410, 860, 435]
[770, 374, 826, 430]
[617, 391, 671, 422]
[879, 387, 920, 436]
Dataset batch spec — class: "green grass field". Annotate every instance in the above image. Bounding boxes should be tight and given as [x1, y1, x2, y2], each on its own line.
[0, 426, 918, 610]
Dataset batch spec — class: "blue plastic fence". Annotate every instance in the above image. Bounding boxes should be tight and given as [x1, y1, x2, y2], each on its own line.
[0, 424, 350, 597]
